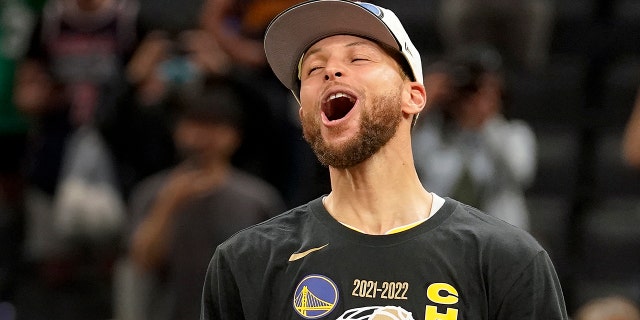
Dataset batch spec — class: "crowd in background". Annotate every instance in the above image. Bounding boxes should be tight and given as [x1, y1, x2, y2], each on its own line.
[0, 0, 639, 319]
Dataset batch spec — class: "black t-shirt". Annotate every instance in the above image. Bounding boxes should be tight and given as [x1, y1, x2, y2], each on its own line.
[201, 196, 568, 319]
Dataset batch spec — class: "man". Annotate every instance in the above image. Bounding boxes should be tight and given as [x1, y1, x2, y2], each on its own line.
[412, 46, 537, 231]
[200, 1, 568, 319]
[200, 0, 314, 206]
[128, 85, 285, 320]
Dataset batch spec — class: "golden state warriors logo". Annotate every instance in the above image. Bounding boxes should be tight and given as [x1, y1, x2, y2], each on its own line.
[293, 274, 339, 319]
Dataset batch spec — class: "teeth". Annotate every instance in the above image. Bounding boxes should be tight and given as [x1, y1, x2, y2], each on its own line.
[327, 92, 355, 102]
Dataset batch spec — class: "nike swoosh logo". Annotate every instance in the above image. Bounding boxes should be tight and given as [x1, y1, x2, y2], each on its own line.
[288, 244, 329, 262]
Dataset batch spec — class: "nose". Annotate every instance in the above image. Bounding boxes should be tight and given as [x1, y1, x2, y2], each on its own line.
[324, 64, 343, 81]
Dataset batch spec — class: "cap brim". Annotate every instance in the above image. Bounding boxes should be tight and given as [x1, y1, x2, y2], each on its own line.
[264, 0, 399, 96]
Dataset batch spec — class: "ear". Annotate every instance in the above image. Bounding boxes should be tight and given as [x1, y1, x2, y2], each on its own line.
[401, 81, 427, 117]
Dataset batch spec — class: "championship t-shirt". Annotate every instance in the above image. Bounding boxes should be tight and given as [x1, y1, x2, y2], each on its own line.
[201, 196, 567, 319]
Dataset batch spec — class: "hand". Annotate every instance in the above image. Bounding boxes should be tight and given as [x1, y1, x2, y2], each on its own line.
[156, 164, 223, 208]
[179, 29, 231, 76]
[126, 31, 172, 84]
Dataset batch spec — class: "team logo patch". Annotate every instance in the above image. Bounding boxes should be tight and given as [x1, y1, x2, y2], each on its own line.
[293, 274, 339, 319]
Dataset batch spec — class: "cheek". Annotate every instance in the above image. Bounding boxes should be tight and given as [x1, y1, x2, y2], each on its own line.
[299, 87, 319, 116]
[377, 69, 402, 83]
[299, 80, 316, 100]
[368, 70, 405, 96]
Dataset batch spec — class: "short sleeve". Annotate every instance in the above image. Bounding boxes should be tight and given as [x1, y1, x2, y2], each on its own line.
[494, 251, 568, 319]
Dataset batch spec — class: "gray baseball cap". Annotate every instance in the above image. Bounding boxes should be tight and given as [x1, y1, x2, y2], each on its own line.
[264, 0, 423, 101]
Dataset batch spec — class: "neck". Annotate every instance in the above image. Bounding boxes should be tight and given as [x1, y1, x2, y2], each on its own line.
[187, 156, 232, 183]
[323, 137, 432, 235]
[204, 157, 231, 174]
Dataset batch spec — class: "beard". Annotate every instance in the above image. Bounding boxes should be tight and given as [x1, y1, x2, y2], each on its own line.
[301, 88, 403, 169]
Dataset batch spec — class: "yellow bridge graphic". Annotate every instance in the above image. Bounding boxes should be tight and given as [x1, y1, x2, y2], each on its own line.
[294, 286, 335, 316]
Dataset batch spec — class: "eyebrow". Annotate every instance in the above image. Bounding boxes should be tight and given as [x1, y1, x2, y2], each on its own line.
[304, 40, 376, 59]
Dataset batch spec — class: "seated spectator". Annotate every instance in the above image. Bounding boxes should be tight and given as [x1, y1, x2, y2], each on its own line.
[126, 84, 285, 320]
[412, 46, 537, 230]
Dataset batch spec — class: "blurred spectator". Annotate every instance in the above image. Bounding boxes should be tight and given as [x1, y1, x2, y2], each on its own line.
[0, 0, 43, 310]
[574, 296, 640, 320]
[200, 0, 302, 69]
[200, 0, 329, 206]
[10, 0, 139, 318]
[437, 0, 555, 71]
[100, 28, 231, 198]
[13, 0, 140, 197]
[623, 87, 640, 169]
[123, 85, 285, 320]
[412, 46, 536, 230]
[18, 0, 139, 126]
[98, 1, 210, 202]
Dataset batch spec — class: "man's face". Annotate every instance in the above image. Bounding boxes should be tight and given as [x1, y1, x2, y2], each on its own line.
[298, 35, 406, 168]
[173, 118, 239, 167]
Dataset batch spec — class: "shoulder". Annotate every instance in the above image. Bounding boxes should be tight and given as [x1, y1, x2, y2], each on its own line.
[228, 169, 280, 195]
[215, 198, 319, 259]
[129, 170, 171, 205]
[443, 198, 545, 258]
[225, 169, 285, 206]
[446, 200, 569, 317]
[442, 199, 559, 293]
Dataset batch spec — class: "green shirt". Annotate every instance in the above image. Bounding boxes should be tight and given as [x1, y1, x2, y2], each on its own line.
[0, 0, 43, 133]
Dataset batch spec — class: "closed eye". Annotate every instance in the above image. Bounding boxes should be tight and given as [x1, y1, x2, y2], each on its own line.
[308, 66, 324, 76]
[351, 52, 374, 63]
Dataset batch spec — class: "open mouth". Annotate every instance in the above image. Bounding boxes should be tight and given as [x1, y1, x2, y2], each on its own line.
[322, 92, 356, 121]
